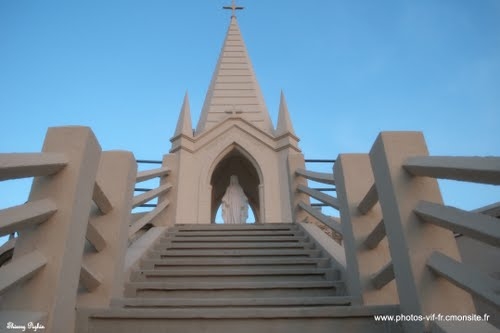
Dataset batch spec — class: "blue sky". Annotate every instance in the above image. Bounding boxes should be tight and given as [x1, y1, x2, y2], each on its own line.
[1, 0, 499, 215]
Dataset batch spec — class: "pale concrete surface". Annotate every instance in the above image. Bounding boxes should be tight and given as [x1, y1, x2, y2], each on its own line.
[78, 151, 137, 307]
[0, 199, 56, 236]
[0, 126, 102, 333]
[369, 132, 476, 333]
[0, 152, 67, 181]
[414, 200, 500, 247]
[287, 153, 310, 222]
[334, 154, 398, 306]
[135, 166, 169, 182]
[0, 238, 15, 267]
[0, 250, 46, 295]
[124, 227, 167, 279]
[455, 236, 500, 329]
[129, 200, 170, 237]
[298, 222, 346, 271]
[403, 156, 500, 185]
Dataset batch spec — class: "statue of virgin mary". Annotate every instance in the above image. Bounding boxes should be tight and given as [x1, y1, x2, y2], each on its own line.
[221, 175, 248, 224]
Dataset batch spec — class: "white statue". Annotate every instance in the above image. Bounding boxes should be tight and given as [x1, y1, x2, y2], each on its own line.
[221, 175, 248, 224]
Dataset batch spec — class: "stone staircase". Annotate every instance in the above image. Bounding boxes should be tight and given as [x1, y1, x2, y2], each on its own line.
[77, 223, 402, 333]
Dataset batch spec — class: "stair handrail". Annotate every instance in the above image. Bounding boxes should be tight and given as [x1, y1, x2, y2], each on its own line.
[293, 164, 342, 242]
[128, 164, 172, 243]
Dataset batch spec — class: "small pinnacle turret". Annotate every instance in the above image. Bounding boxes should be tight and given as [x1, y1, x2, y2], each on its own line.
[276, 91, 296, 136]
[173, 91, 193, 138]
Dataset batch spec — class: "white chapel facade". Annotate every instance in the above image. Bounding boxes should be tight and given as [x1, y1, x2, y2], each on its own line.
[161, 14, 305, 225]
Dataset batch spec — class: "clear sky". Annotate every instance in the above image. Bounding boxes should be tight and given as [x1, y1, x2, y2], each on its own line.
[1, 0, 499, 215]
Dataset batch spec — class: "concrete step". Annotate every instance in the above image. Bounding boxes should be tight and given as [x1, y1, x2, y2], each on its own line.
[132, 273, 328, 283]
[148, 249, 320, 258]
[140, 257, 331, 269]
[166, 230, 301, 237]
[160, 235, 308, 242]
[124, 281, 343, 298]
[131, 267, 339, 282]
[77, 305, 404, 333]
[113, 296, 354, 308]
[173, 223, 298, 231]
[155, 242, 314, 250]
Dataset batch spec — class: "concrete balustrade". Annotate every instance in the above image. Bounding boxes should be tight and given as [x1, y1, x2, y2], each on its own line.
[297, 201, 342, 235]
[369, 131, 476, 333]
[362, 219, 385, 249]
[78, 151, 137, 308]
[414, 201, 500, 247]
[294, 165, 340, 228]
[0, 250, 47, 295]
[403, 156, 500, 185]
[334, 154, 397, 306]
[297, 184, 340, 209]
[294, 131, 499, 332]
[295, 168, 335, 185]
[0, 199, 57, 237]
[92, 180, 113, 214]
[0, 152, 68, 181]
[370, 261, 394, 290]
[472, 201, 500, 217]
[132, 183, 172, 208]
[0, 126, 102, 333]
[152, 154, 177, 228]
[86, 222, 107, 252]
[136, 166, 170, 183]
[129, 200, 170, 238]
[287, 153, 310, 223]
[127, 162, 173, 241]
[426, 251, 500, 309]
[80, 263, 103, 292]
[1, 127, 498, 332]
[357, 183, 378, 215]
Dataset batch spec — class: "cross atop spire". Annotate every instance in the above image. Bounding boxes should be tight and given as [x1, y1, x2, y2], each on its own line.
[195, 10, 274, 135]
[223, 0, 244, 18]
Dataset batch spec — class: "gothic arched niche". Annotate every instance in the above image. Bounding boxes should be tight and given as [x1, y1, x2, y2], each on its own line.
[209, 146, 262, 224]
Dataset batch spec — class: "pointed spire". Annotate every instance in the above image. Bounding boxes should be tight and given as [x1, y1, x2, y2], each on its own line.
[195, 16, 274, 135]
[276, 91, 296, 136]
[174, 91, 193, 138]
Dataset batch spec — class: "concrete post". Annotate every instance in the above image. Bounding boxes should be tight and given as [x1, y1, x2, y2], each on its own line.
[334, 154, 398, 306]
[287, 153, 309, 223]
[369, 132, 475, 333]
[77, 151, 137, 308]
[157, 153, 176, 227]
[0, 127, 101, 333]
